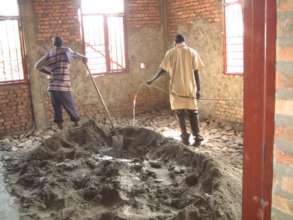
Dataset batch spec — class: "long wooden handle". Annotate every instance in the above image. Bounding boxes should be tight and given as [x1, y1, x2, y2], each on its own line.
[84, 64, 115, 129]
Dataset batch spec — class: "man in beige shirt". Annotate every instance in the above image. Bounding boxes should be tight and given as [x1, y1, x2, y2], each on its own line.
[147, 34, 204, 146]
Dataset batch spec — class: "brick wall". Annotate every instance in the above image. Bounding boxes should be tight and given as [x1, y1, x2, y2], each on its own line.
[33, 0, 80, 43]
[166, 0, 243, 124]
[272, 0, 293, 219]
[213, 100, 243, 122]
[127, 0, 161, 28]
[28, 0, 166, 128]
[0, 84, 33, 137]
[1, 0, 243, 135]
[167, 0, 222, 38]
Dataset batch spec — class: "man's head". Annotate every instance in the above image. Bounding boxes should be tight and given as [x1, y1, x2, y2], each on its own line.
[52, 36, 63, 47]
[175, 34, 185, 44]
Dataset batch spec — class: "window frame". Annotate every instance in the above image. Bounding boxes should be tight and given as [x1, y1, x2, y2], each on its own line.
[223, 0, 244, 76]
[0, 12, 28, 85]
[80, 3, 128, 76]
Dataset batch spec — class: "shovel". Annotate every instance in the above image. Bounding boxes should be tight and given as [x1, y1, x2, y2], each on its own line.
[84, 63, 124, 148]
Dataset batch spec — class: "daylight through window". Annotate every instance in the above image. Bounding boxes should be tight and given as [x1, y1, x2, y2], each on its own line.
[81, 0, 126, 74]
[224, 0, 244, 74]
[0, 0, 25, 82]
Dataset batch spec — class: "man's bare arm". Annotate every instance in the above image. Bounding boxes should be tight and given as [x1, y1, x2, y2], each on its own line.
[35, 54, 51, 75]
[39, 68, 51, 75]
[69, 49, 88, 63]
[146, 68, 167, 85]
[194, 69, 200, 99]
[35, 54, 47, 69]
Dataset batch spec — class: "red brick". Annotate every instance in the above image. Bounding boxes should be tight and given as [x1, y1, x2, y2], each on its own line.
[275, 148, 293, 165]
[276, 100, 293, 116]
[0, 84, 32, 136]
[281, 177, 293, 194]
[272, 195, 293, 216]
[275, 126, 293, 142]
[33, 0, 80, 43]
[277, 47, 293, 61]
[278, 0, 293, 11]
[276, 71, 293, 89]
[167, 0, 222, 39]
[127, 0, 160, 28]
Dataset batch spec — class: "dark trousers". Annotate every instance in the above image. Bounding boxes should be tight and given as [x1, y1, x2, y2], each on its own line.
[50, 90, 80, 124]
[175, 110, 200, 137]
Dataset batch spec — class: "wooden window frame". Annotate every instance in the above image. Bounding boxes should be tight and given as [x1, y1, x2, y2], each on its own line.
[0, 12, 28, 85]
[80, 4, 128, 76]
[223, 0, 244, 76]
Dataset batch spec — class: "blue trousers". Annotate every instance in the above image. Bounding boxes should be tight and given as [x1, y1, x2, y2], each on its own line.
[49, 90, 80, 124]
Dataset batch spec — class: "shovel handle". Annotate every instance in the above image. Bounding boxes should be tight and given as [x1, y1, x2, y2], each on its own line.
[84, 64, 115, 129]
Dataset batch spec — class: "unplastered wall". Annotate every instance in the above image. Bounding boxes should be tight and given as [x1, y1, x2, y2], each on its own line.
[272, 0, 293, 219]
[1, 0, 245, 136]
[20, 0, 168, 129]
[0, 84, 33, 137]
[166, 0, 243, 123]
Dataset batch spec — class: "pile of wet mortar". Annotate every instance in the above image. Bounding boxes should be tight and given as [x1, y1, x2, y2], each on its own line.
[4, 121, 240, 220]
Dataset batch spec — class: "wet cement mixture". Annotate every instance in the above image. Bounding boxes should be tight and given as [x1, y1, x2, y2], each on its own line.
[1, 118, 241, 220]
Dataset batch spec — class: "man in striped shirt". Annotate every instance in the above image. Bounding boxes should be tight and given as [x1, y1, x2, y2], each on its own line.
[35, 36, 87, 129]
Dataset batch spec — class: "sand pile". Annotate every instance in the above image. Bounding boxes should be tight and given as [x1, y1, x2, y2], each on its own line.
[4, 121, 241, 220]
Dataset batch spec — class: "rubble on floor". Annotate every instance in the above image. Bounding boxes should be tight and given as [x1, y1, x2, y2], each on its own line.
[1, 111, 243, 170]
[0, 112, 243, 220]
[117, 111, 243, 171]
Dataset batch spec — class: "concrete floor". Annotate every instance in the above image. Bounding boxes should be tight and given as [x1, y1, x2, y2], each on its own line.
[0, 153, 19, 220]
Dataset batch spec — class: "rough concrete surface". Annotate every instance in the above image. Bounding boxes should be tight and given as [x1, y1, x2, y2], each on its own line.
[0, 153, 19, 220]
[0, 111, 242, 220]
[19, 0, 50, 129]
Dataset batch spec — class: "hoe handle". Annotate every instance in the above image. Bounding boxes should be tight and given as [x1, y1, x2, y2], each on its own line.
[84, 64, 115, 130]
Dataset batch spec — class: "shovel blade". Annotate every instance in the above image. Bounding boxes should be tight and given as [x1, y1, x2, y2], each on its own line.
[111, 134, 124, 148]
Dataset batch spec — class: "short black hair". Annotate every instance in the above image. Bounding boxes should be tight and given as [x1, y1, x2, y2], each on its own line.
[53, 36, 63, 47]
[175, 34, 185, 44]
